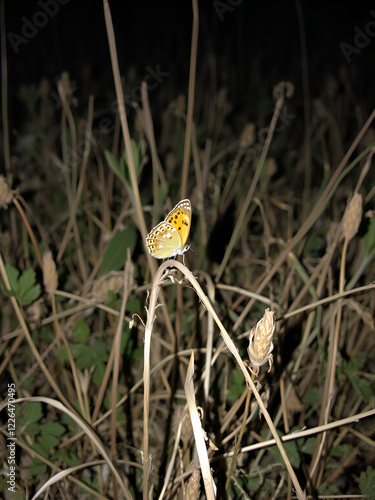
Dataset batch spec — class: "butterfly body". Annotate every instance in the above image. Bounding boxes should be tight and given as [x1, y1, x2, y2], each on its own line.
[146, 199, 191, 260]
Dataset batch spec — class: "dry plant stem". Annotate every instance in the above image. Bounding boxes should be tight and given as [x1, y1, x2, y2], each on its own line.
[144, 260, 305, 499]
[233, 134, 375, 332]
[111, 254, 133, 461]
[50, 294, 86, 418]
[12, 197, 43, 268]
[0, 254, 75, 413]
[133, 96, 168, 208]
[192, 123, 208, 246]
[181, 0, 199, 199]
[0, 425, 109, 498]
[103, 0, 177, 349]
[225, 389, 251, 491]
[158, 408, 186, 499]
[57, 77, 80, 260]
[7, 397, 132, 500]
[282, 283, 375, 320]
[196, 271, 215, 403]
[218, 408, 375, 458]
[185, 352, 216, 499]
[103, 0, 148, 245]
[56, 96, 94, 281]
[140, 82, 161, 225]
[310, 235, 349, 481]
[215, 83, 291, 282]
[58, 77, 78, 191]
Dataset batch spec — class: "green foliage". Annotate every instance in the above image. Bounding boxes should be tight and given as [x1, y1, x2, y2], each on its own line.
[226, 369, 245, 400]
[342, 358, 372, 402]
[1, 264, 40, 305]
[73, 319, 90, 342]
[265, 429, 301, 469]
[105, 139, 145, 188]
[298, 437, 316, 455]
[329, 443, 352, 459]
[362, 217, 375, 257]
[320, 482, 339, 496]
[30, 460, 48, 476]
[347, 374, 372, 402]
[17, 402, 75, 478]
[18, 402, 43, 431]
[301, 386, 321, 404]
[100, 228, 137, 273]
[359, 466, 375, 500]
[59, 337, 109, 383]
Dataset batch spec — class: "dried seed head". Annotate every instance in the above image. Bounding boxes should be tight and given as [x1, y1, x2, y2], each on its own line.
[343, 193, 362, 241]
[186, 469, 201, 500]
[239, 123, 255, 149]
[43, 251, 58, 296]
[91, 271, 126, 301]
[26, 298, 45, 326]
[247, 308, 275, 375]
[173, 405, 193, 448]
[0, 176, 15, 209]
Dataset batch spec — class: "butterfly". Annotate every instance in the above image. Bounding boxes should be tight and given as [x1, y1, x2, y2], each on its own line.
[146, 199, 192, 260]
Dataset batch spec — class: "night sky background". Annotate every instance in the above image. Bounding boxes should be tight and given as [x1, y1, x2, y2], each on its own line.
[3, 0, 375, 138]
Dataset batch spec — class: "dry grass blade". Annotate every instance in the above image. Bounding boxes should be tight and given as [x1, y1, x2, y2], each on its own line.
[185, 351, 216, 499]
[11, 397, 133, 500]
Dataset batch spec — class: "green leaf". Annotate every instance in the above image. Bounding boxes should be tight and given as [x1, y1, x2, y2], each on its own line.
[231, 369, 245, 385]
[59, 343, 86, 361]
[64, 452, 79, 467]
[100, 228, 137, 273]
[41, 422, 65, 436]
[227, 369, 246, 400]
[348, 374, 372, 402]
[18, 268, 36, 292]
[32, 442, 49, 459]
[226, 384, 245, 400]
[126, 297, 142, 312]
[5, 264, 20, 293]
[40, 434, 59, 450]
[24, 402, 43, 423]
[123, 139, 144, 177]
[343, 357, 361, 372]
[330, 443, 352, 458]
[73, 319, 90, 342]
[301, 387, 321, 404]
[266, 429, 301, 468]
[3, 264, 41, 305]
[20, 283, 41, 305]
[93, 362, 106, 384]
[359, 466, 375, 499]
[133, 347, 144, 360]
[23, 422, 40, 436]
[362, 218, 375, 257]
[30, 460, 48, 476]
[299, 437, 316, 455]
[105, 150, 126, 185]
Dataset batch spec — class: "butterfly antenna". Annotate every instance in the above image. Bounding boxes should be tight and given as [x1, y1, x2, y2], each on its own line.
[189, 246, 197, 256]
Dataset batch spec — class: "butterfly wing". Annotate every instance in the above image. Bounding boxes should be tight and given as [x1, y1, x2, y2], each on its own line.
[146, 221, 184, 259]
[164, 199, 191, 246]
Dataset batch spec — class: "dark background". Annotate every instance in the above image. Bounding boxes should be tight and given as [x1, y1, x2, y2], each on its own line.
[3, 0, 375, 135]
